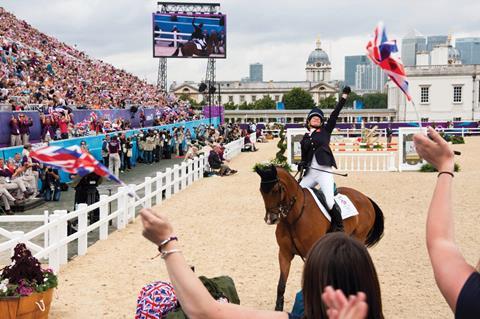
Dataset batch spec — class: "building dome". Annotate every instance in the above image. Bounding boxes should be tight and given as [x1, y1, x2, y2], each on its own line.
[307, 38, 330, 65]
[448, 46, 461, 62]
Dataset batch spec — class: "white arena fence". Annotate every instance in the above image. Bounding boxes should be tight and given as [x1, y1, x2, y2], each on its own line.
[335, 152, 396, 172]
[0, 135, 251, 271]
[154, 30, 191, 48]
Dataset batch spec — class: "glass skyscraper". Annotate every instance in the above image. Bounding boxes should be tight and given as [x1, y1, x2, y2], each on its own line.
[426, 35, 448, 52]
[456, 38, 480, 65]
[249, 63, 263, 82]
[344, 55, 368, 88]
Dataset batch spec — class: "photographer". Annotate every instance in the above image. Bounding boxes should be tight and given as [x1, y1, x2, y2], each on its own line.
[72, 172, 103, 223]
[43, 166, 61, 201]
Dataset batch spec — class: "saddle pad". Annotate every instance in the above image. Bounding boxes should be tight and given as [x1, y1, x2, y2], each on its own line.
[193, 39, 204, 50]
[306, 188, 359, 222]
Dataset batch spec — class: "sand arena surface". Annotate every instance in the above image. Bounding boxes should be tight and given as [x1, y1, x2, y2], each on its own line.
[49, 137, 480, 319]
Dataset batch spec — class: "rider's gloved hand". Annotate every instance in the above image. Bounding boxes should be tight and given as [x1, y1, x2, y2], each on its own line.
[342, 86, 351, 95]
[297, 161, 306, 170]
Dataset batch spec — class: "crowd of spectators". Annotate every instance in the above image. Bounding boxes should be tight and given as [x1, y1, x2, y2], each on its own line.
[1, 7, 203, 147]
[0, 7, 167, 109]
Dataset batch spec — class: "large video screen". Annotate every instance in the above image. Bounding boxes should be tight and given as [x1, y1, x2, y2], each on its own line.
[152, 13, 226, 58]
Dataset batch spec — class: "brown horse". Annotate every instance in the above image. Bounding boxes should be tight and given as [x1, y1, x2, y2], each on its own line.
[172, 32, 219, 57]
[255, 165, 384, 311]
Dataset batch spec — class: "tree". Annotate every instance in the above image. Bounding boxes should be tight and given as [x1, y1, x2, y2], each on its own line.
[178, 93, 199, 107]
[238, 102, 255, 110]
[253, 96, 276, 110]
[223, 102, 237, 110]
[318, 95, 337, 109]
[283, 88, 315, 110]
[362, 93, 387, 109]
[345, 91, 363, 108]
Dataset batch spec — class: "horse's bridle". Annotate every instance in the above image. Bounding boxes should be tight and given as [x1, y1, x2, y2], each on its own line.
[261, 179, 297, 219]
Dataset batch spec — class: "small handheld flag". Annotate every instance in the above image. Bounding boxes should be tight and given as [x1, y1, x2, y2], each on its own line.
[30, 145, 144, 206]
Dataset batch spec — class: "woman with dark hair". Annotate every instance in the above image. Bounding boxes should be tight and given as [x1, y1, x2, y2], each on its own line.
[139, 208, 378, 319]
[302, 233, 383, 319]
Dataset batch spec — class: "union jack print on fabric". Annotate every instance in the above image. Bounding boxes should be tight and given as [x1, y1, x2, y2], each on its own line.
[29, 145, 122, 184]
[135, 281, 178, 319]
[366, 22, 412, 101]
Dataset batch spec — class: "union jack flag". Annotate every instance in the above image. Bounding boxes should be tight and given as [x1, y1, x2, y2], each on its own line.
[29, 145, 122, 184]
[89, 111, 98, 122]
[366, 22, 412, 101]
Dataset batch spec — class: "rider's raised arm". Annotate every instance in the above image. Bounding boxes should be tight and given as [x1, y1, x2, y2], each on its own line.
[325, 87, 351, 133]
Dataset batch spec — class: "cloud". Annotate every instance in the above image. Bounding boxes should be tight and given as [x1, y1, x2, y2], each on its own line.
[3, 0, 480, 85]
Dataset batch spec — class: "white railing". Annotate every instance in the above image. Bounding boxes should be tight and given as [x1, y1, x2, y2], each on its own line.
[154, 31, 191, 48]
[0, 154, 208, 271]
[0, 135, 251, 271]
[335, 152, 396, 172]
[223, 133, 256, 161]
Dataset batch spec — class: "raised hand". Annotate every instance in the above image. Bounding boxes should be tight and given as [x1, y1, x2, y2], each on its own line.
[140, 208, 174, 246]
[413, 127, 454, 172]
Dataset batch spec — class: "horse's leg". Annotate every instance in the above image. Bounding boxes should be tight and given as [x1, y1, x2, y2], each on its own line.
[275, 249, 294, 311]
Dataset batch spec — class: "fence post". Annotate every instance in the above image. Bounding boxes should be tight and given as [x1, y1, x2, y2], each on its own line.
[43, 210, 49, 250]
[181, 162, 187, 190]
[145, 177, 152, 208]
[462, 127, 465, 138]
[199, 155, 205, 179]
[193, 157, 199, 182]
[117, 187, 127, 229]
[99, 194, 109, 240]
[173, 164, 180, 194]
[48, 214, 60, 273]
[155, 172, 163, 205]
[187, 159, 194, 185]
[54, 210, 68, 265]
[77, 203, 88, 256]
[165, 168, 172, 199]
[128, 184, 136, 222]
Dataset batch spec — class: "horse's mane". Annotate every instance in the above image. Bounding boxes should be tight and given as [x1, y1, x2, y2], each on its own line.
[275, 167, 300, 191]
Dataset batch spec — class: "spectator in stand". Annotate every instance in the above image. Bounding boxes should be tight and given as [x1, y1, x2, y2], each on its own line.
[123, 137, 133, 171]
[42, 166, 61, 202]
[58, 112, 70, 139]
[11, 154, 37, 195]
[144, 132, 155, 164]
[80, 140, 89, 152]
[18, 113, 33, 145]
[0, 158, 33, 200]
[40, 114, 56, 142]
[108, 135, 121, 178]
[101, 135, 110, 167]
[9, 115, 21, 146]
[0, 183, 18, 215]
[208, 144, 236, 176]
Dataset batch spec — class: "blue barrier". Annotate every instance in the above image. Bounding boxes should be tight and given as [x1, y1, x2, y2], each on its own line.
[0, 117, 220, 183]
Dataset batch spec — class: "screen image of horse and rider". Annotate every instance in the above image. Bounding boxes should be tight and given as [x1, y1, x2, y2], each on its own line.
[152, 13, 226, 58]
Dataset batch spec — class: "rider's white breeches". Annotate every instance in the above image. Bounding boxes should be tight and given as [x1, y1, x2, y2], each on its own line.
[299, 157, 335, 210]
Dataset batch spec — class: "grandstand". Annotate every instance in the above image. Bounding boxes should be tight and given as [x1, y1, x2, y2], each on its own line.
[0, 7, 165, 110]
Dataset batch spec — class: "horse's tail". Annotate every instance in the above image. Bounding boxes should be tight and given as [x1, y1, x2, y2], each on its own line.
[364, 197, 384, 248]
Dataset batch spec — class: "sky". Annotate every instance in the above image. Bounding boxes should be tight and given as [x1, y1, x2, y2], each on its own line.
[3, 0, 480, 86]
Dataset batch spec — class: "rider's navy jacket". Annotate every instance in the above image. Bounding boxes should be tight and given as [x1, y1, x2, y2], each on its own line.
[300, 97, 347, 171]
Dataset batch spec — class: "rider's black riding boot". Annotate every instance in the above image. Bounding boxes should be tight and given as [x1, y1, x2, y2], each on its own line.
[327, 202, 344, 233]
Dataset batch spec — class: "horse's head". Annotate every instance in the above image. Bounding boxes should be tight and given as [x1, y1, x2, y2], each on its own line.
[256, 165, 295, 225]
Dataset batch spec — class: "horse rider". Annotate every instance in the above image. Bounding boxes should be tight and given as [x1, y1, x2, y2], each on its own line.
[297, 86, 351, 232]
[191, 18, 207, 51]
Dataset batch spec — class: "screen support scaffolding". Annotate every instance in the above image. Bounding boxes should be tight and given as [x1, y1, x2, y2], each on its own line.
[157, 58, 167, 93]
[157, 2, 220, 14]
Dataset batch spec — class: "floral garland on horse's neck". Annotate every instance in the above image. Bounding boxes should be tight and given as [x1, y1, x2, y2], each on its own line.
[253, 125, 291, 172]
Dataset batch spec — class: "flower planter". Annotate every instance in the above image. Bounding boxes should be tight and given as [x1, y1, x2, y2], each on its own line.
[0, 288, 53, 319]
